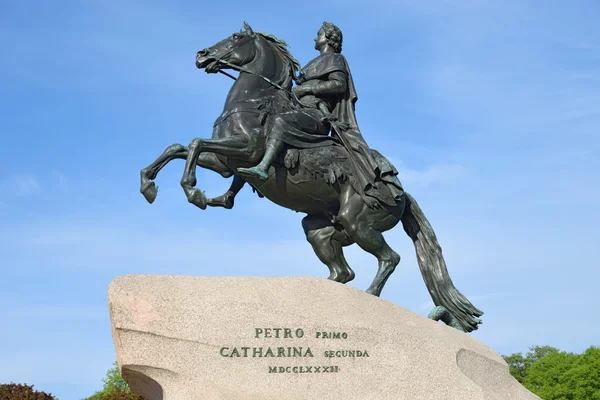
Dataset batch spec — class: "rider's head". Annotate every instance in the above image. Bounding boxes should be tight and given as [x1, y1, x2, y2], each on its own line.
[320, 22, 343, 53]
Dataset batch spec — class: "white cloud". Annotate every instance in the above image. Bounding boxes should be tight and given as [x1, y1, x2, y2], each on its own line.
[575, 41, 600, 50]
[50, 170, 68, 190]
[396, 162, 470, 188]
[2, 219, 323, 278]
[1, 174, 42, 197]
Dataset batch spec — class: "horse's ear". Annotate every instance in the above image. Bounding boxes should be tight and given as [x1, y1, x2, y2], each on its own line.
[243, 21, 254, 35]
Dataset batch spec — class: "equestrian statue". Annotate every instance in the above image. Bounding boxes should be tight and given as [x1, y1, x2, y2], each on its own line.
[139, 21, 483, 332]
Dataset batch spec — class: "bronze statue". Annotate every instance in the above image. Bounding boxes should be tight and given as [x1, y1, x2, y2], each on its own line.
[139, 22, 483, 332]
[236, 22, 399, 210]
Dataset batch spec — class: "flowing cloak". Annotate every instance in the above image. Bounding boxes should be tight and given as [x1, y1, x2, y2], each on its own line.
[297, 53, 404, 207]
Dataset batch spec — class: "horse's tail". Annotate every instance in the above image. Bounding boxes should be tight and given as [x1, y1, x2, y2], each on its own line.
[400, 192, 483, 332]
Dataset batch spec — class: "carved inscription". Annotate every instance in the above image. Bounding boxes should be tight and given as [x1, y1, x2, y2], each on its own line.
[218, 327, 370, 373]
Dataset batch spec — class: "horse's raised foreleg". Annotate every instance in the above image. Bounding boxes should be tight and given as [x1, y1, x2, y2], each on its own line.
[180, 136, 250, 209]
[302, 215, 355, 284]
[141, 143, 235, 204]
[141, 144, 187, 203]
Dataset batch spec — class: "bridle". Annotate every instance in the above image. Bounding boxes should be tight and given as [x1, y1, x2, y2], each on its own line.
[202, 33, 305, 106]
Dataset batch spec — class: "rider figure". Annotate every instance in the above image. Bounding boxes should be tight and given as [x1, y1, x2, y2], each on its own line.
[237, 22, 403, 208]
[237, 22, 344, 180]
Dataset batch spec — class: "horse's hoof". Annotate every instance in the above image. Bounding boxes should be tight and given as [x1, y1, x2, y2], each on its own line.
[365, 288, 380, 297]
[207, 194, 234, 209]
[329, 269, 355, 284]
[188, 188, 207, 210]
[141, 181, 158, 204]
[341, 270, 355, 284]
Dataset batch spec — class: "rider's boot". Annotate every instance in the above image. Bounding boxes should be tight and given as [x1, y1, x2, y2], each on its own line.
[237, 139, 282, 181]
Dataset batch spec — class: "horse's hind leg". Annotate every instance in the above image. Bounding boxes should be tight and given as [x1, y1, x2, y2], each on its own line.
[337, 187, 402, 296]
[302, 215, 355, 284]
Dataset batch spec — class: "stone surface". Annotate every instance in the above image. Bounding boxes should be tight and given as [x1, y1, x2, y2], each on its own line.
[108, 275, 538, 400]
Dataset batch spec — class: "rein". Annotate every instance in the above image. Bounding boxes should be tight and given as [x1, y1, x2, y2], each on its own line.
[217, 58, 291, 94]
[208, 34, 305, 107]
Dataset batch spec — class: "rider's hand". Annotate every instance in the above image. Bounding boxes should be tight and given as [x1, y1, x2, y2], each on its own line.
[292, 85, 311, 97]
[322, 112, 338, 122]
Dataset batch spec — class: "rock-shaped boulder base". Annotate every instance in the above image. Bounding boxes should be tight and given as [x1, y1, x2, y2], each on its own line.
[109, 275, 539, 400]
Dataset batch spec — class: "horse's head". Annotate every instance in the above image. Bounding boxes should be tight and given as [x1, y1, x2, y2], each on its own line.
[196, 22, 258, 73]
[196, 22, 300, 92]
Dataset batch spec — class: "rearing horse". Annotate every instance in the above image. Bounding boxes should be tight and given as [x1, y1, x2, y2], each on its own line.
[139, 22, 483, 332]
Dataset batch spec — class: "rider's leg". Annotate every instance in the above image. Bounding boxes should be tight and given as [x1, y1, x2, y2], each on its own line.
[237, 116, 286, 181]
[237, 109, 331, 181]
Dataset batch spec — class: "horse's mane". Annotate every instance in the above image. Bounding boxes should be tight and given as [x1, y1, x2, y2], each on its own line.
[256, 32, 300, 90]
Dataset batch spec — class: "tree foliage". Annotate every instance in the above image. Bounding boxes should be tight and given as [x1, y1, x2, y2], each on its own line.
[82, 362, 147, 400]
[504, 345, 560, 384]
[503, 345, 600, 399]
[0, 383, 57, 400]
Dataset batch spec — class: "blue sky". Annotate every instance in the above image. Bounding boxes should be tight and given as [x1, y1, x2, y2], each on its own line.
[1, 0, 599, 398]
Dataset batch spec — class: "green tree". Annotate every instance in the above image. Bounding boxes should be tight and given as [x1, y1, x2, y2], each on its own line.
[504, 346, 560, 384]
[504, 345, 600, 400]
[0, 383, 57, 400]
[525, 351, 578, 398]
[82, 362, 146, 400]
